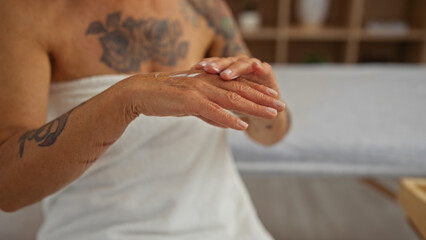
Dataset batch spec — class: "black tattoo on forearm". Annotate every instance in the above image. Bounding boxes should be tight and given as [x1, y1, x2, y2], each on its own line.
[187, 0, 249, 57]
[86, 11, 189, 72]
[18, 103, 84, 158]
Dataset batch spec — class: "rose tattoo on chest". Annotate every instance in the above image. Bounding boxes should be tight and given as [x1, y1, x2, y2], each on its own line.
[86, 11, 189, 72]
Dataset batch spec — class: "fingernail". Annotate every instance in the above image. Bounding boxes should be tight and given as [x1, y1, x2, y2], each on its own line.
[198, 61, 207, 67]
[223, 69, 233, 76]
[267, 107, 278, 115]
[238, 120, 249, 129]
[207, 63, 219, 72]
[274, 100, 286, 108]
[267, 88, 278, 96]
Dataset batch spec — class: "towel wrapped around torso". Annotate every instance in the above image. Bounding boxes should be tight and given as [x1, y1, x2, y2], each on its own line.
[37, 75, 272, 240]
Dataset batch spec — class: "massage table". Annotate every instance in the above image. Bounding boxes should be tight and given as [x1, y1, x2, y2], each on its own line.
[229, 65, 426, 239]
[1, 65, 426, 239]
[230, 65, 426, 177]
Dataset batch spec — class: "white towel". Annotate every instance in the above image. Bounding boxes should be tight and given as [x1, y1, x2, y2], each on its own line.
[37, 75, 272, 240]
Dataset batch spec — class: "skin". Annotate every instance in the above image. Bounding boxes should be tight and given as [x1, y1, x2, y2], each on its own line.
[0, 0, 289, 212]
[194, 56, 290, 145]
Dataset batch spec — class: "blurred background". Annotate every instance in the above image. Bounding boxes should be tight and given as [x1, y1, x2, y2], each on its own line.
[1, 1, 425, 240]
[224, 0, 426, 239]
[227, 0, 426, 64]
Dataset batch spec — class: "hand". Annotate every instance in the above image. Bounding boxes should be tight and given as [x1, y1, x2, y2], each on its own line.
[122, 70, 284, 131]
[193, 56, 286, 116]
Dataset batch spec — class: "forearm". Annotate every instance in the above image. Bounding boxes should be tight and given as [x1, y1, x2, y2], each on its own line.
[0, 80, 132, 212]
[245, 109, 290, 146]
[0, 69, 277, 212]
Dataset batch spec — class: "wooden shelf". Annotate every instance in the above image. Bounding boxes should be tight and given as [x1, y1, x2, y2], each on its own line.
[286, 27, 349, 41]
[242, 28, 425, 42]
[398, 178, 426, 240]
[241, 28, 278, 40]
[359, 29, 425, 42]
[228, 0, 426, 64]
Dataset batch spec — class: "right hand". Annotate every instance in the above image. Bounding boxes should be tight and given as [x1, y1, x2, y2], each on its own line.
[121, 70, 286, 130]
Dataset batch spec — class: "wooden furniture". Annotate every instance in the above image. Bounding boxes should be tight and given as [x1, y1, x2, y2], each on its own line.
[226, 0, 426, 64]
[398, 178, 426, 240]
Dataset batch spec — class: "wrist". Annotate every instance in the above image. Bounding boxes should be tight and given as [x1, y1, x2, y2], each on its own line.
[114, 74, 150, 123]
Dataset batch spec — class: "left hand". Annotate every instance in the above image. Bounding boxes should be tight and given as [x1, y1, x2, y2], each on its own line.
[192, 56, 286, 113]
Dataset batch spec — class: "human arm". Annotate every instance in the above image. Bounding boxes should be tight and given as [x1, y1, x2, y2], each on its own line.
[0, 65, 285, 212]
[195, 57, 290, 145]
[0, 11, 284, 213]
[188, 0, 290, 145]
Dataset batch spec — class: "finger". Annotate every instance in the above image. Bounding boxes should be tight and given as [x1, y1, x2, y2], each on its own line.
[237, 62, 273, 85]
[193, 57, 220, 70]
[238, 78, 279, 97]
[200, 77, 282, 112]
[218, 81, 286, 112]
[203, 57, 240, 76]
[251, 61, 274, 79]
[220, 58, 261, 81]
[196, 116, 229, 129]
[206, 86, 278, 119]
[197, 100, 249, 131]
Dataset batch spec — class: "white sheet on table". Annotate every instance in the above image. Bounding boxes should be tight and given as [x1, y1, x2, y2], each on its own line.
[229, 65, 426, 177]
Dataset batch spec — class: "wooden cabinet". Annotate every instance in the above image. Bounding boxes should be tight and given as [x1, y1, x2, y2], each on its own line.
[398, 178, 426, 240]
[226, 0, 426, 64]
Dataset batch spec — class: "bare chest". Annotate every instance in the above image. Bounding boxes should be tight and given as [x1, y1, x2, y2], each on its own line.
[47, 0, 214, 82]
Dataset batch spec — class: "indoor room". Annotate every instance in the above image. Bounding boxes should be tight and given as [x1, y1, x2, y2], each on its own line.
[0, 0, 425, 240]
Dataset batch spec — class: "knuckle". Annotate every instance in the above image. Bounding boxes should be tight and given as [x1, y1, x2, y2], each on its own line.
[253, 90, 266, 99]
[252, 82, 265, 91]
[205, 102, 222, 113]
[233, 82, 251, 93]
[217, 110, 232, 123]
[226, 92, 241, 104]
[249, 80, 267, 90]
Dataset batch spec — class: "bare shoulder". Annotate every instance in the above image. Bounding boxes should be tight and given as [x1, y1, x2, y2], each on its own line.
[0, 0, 54, 131]
[0, 0, 40, 25]
[186, 0, 249, 57]
[0, 0, 57, 41]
